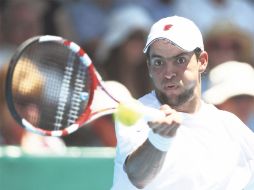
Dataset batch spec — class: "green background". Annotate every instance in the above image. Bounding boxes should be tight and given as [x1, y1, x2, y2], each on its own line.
[0, 146, 115, 190]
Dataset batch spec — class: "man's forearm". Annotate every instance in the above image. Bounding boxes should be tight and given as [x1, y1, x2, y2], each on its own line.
[124, 140, 167, 189]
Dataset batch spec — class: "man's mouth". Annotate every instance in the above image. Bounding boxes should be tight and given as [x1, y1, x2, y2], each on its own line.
[165, 83, 178, 90]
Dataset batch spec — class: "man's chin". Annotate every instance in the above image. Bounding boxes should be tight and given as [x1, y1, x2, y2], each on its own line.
[156, 88, 195, 108]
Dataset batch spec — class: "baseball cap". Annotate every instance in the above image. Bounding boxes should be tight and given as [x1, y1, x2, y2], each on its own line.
[203, 61, 254, 105]
[143, 16, 204, 53]
[96, 5, 152, 62]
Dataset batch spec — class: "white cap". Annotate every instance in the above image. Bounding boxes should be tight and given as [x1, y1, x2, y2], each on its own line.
[203, 61, 254, 105]
[143, 16, 204, 53]
[96, 5, 152, 62]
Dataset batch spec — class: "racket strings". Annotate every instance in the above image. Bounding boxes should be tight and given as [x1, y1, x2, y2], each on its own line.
[54, 51, 76, 130]
[12, 55, 45, 127]
[67, 62, 87, 126]
[46, 43, 91, 131]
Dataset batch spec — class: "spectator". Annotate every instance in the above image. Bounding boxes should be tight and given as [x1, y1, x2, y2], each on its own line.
[204, 20, 254, 70]
[0, 63, 66, 154]
[0, 0, 48, 69]
[203, 61, 254, 131]
[202, 20, 254, 92]
[62, 114, 117, 147]
[177, 0, 254, 39]
[1, 0, 47, 46]
[138, 0, 179, 21]
[61, 0, 117, 60]
[96, 5, 153, 98]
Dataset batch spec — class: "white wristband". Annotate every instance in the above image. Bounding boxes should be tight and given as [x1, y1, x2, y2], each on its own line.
[148, 130, 173, 152]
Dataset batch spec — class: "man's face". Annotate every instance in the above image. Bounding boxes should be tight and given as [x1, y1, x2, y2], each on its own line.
[147, 39, 205, 109]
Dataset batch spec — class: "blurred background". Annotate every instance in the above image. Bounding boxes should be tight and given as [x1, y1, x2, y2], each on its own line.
[0, 0, 254, 189]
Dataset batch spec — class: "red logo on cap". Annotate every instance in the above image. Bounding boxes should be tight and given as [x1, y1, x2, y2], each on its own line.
[163, 24, 173, 31]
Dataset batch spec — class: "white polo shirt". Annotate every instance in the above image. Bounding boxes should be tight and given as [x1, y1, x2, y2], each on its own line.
[111, 91, 254, 190]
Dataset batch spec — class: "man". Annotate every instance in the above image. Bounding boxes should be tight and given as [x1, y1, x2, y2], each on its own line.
[203, 61, 254, 131]
[111, 16, 254, 190]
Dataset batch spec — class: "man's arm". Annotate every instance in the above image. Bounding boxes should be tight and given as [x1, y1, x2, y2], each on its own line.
[124, 139, 167, 189]
[124, 105, 181, 188]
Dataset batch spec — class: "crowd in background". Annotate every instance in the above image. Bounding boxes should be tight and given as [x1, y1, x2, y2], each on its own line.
[0, 0, 254, 149]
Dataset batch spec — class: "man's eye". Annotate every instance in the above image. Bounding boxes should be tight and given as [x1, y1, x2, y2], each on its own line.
[151, 59, 164, 67]
[176, 57, 187, 65]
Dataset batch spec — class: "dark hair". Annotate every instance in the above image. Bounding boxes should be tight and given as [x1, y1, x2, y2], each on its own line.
[146, 46, 202, 61]
[194, 47, 202, 60]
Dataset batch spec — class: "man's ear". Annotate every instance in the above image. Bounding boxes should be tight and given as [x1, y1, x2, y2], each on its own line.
[198, 51, 208, 73]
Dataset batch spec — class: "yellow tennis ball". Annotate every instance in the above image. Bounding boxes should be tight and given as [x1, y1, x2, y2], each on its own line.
[114, 100, 143, 126]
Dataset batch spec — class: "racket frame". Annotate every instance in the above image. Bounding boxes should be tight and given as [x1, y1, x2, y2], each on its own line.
[5, 35, 118, 136]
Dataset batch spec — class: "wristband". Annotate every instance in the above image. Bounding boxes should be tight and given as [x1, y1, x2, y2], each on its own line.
[148, 130, 173, 152]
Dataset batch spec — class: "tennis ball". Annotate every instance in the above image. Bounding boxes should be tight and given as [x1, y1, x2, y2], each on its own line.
[114, 100, 143, 126]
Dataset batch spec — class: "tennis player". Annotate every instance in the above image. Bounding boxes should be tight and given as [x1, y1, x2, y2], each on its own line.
[111, 16, 254, 190]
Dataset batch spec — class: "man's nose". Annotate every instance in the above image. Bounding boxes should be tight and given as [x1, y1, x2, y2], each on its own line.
[164, 62, 176, 80]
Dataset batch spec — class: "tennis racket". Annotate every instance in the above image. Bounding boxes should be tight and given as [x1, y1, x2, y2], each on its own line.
[5, 35, 163, 137]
